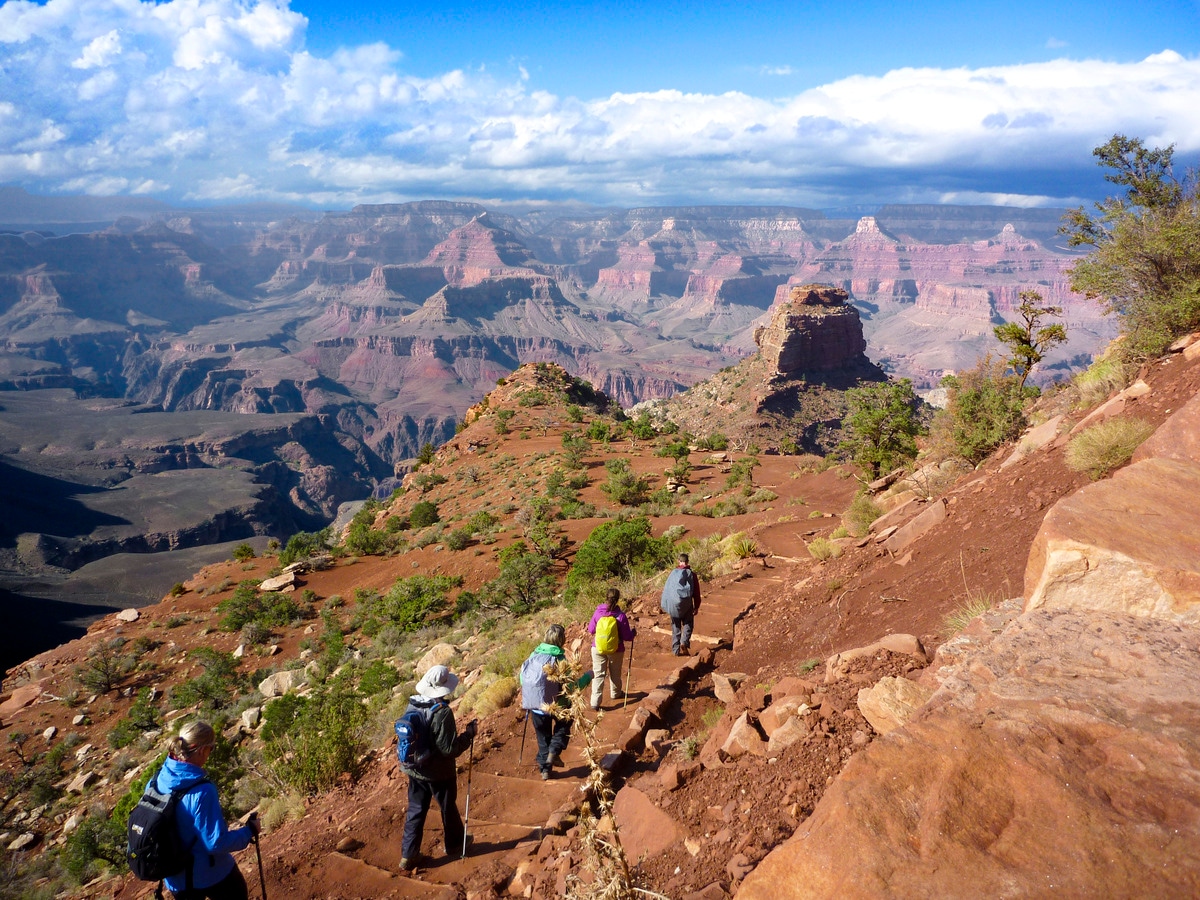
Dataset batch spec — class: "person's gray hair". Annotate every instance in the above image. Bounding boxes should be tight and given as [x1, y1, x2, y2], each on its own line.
[545, 624, 565, 647]
[170, 720, 215, 760]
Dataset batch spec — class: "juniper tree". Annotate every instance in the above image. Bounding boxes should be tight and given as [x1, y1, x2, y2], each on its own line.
[994, 291, 1067, 388]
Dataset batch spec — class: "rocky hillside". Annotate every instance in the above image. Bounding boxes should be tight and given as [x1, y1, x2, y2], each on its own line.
[3, 334, 1198, 898]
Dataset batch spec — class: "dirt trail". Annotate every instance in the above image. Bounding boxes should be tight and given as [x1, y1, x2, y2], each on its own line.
[258, 565, 784, 899]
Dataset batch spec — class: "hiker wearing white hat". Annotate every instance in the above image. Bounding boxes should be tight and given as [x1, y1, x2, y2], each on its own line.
[397, 665, 476, 871]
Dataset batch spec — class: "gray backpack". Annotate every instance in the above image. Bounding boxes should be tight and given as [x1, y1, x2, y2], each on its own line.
[520, 652, 560, 711]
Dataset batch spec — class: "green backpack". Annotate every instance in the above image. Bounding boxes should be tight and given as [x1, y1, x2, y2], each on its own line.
[595, 615, 619, 654]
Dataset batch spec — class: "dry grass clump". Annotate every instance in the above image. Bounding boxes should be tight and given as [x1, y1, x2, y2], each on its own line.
[843, 493, 881, 537]
[1071, 349, 1130, 411]
[806, 537, 841, 561]
[260, 792, 306, 832]
[458, 673, 518, 718]
[941, 594, 996, 638]
[1065, 417, 1155, 480]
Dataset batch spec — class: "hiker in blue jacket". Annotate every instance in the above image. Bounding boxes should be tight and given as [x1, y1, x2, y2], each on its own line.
[660, 552, 702, 656]
[398, 665, 476, 871]
[153, 720, 258, 900]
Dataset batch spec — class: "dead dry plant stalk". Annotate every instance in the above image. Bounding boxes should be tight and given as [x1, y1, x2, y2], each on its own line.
[546, 657, 666, 900]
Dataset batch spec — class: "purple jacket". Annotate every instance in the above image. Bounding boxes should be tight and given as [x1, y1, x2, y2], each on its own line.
[587, 603, 636, 653]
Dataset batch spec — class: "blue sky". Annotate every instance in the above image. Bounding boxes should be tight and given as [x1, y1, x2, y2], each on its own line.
[1, 0, 1198, 210]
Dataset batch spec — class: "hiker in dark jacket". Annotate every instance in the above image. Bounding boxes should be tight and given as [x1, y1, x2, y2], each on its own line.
[398, 665, 477, 871]
[152, 720, 258, 900]
[520, 625, 592, 780]
[586, 588, 636, 710]
[660, 553, 702, 656]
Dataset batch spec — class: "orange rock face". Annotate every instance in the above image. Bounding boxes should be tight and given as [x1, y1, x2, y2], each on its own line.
[738, 611, 1200, 900]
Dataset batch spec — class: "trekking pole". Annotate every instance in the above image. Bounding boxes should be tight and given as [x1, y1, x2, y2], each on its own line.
[623, 640, 634, 709]
[517, 710, 529, 767]
[253, 833, 267, 900]
[462, 734, 475, 860]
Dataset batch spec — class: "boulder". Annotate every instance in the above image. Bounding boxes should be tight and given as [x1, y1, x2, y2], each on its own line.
[1025, 458, 1200, 621]
[415, 643, 458, 676]
[766, 714, 810, 755]
[258, 571, 296, 592]
[42, 726, 56, 741]
[0, 681, 45, 717]
[612, 786, 683, 860]
[738, 611, 1200, 900]
[1070, 379, 1152, 433]
[720, 713, 766, 759]
[760, 696, 811, 737]
[116, 608, 140, 623]
[881, 498, 947, 554]
[241, 707, 262, 730]
[769, 676, 814, 700]
[1002, 414, 1066, 468]
[856, 677, 934, 735]
[7, 833, 35, 852]
[67, 771, 95, 794]
[1132, 388, 1200, 466]
[258, 669, 306, 698]
[712, 672, 748, 704]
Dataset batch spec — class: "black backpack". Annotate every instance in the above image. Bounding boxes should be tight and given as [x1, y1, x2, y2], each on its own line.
[395, 701, 443, 769]
[127, 774, 209, 890]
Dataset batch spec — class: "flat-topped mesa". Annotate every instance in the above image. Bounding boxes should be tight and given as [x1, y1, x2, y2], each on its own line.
[754, 283, 869, 375]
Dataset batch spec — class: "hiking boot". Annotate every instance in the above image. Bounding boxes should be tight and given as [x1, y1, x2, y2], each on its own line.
[671, 648, 680, 657]
[399, 857, 416, 871]
[541, 769, 551, 780]
[611, 690, 625, 700]
[681, 644, 691, 656]
[545, 750, 559, 768]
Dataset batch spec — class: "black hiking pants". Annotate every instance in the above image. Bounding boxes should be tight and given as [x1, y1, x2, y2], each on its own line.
[402, 775, 464, 860]
[170, 866, 248, 900]
[532, 710, 572, 775]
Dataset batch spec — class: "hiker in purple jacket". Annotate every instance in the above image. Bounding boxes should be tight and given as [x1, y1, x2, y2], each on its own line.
[586, 587, 636, 710]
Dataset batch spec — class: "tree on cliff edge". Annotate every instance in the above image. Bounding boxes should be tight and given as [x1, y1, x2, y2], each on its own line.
[994, 291, 1067, 389]
[1062, 134, 1200, 361]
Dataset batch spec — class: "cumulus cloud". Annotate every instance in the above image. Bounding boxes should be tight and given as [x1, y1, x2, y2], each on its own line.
[0, 0, 1198, 208]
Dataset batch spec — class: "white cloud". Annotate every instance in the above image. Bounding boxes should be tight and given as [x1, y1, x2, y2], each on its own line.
[1, 0, 1198, 208]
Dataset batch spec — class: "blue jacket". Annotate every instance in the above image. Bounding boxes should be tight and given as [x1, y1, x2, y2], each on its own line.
[152, 755, 253, 892]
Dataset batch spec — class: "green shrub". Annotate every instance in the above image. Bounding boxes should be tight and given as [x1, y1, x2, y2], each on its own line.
[216, 582, 303, 632]
[409, 500, 440, 529]
[74, 638, 133, 694]
[935, 355, 1028, 464]
[601, 458, 652, 506]
[1065, 417, 1156, 480]
[838, 379, 923, 478]
[355, 574, 462, 635]
[566, 517, 673, 599]
[413, 472, 447, 493]
[566, 404, 584, 423]
[445, 527, 472, 551]
[358, 659, 401, 696]
[107, 688, 162, 749]
[417, 442, 436, 465]
[169, 648, 242, 711]
[278, 528, 331, 567]
[725, 457, 760, 489]
[494, 408, 515, 434]
[518, 389, 548, 407]
[265, 684, 367, 794]
[232, 543, 255, 562]
[696, 432, 728, 451]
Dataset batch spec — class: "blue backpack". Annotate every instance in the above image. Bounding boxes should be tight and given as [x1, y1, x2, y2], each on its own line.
[395, 701, 443, 769]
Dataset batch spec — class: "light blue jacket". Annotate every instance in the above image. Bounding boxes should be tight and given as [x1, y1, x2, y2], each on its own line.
[152, 755, 253, 892]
